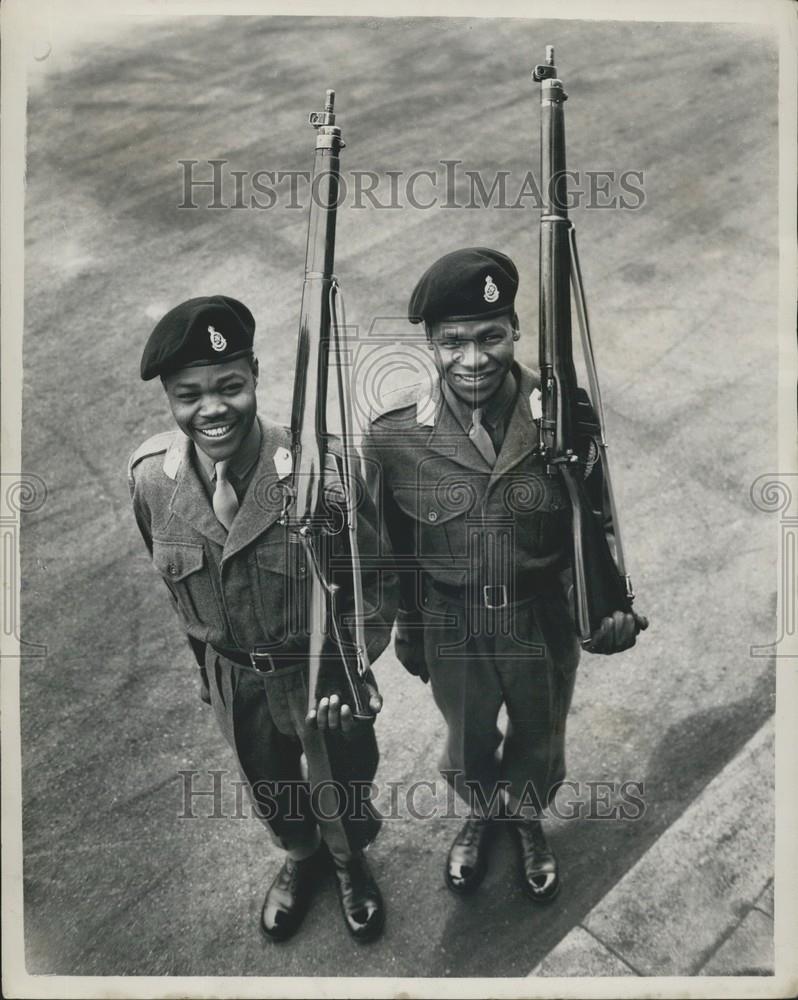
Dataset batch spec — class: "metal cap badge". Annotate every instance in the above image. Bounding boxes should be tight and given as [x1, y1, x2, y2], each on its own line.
[140, 295, 255, 380]
[484, 275, 499, 303]
[208, 325, 227, 352]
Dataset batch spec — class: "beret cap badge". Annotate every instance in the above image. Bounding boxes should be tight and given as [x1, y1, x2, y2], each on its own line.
[407, 247, 517, 326]
[139, 295, 256, 380]
[483, 275, 499, 304]
[208, 325, 227, 352]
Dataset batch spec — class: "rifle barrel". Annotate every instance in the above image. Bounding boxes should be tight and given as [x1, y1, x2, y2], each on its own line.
[285, 93, 374, 719]
[533, 47, 637, 637]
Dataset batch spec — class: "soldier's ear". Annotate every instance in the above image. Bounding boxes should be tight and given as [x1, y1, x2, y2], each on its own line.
[511, 312, 521, 341]
[250, 355, 259, 384]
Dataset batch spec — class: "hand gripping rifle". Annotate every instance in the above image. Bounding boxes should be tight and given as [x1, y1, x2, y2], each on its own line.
[532, 47, 645, 646]
[282, 91, 374, 721]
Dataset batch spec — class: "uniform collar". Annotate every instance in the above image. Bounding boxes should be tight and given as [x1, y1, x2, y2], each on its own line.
[194, 417, 262, 484]
[166, 417, 289, 554]
[440, 369, 517, 432]
[416, 362, 542, 478]
[487, 362, 542, 484]
[220, 418, 289, 561]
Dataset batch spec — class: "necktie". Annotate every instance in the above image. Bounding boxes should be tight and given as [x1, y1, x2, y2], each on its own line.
[469, 408, 497, 467]
[212, 460, 239, 531]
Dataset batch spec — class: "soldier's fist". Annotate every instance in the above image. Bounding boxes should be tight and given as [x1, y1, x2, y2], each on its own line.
[306, 670, 383, 733]
[585, 609, 648, 655]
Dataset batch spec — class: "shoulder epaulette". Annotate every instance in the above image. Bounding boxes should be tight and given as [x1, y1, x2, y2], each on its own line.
[370, 379, 440, 428]
[128, 431, 175, 475]
[374, 381, 426, 416]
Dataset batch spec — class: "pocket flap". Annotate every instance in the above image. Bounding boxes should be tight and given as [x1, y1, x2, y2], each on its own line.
[255, 532, 293, 571]
[152, 539, 205, 582]
[392, 483, 475, 526]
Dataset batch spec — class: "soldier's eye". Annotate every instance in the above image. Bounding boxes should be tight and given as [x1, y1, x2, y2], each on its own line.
[222, 383, 244, 394]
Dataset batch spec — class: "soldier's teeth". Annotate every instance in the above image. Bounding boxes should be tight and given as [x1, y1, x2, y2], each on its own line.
[199, 425, 232, 437]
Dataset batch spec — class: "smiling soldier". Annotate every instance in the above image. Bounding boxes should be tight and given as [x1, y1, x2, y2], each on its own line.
[363, 249, 644, 902]
[128, 295, 393, 943]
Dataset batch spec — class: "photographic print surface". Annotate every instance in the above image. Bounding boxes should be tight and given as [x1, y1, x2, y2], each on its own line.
[3, 3, 794, 996]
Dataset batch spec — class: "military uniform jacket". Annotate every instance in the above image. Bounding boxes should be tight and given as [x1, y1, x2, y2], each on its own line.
[363, 362, 611, 615]
[128, 416, 393, 659]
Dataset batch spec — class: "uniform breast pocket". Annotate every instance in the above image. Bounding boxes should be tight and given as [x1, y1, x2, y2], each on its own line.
[254, 531, 302, 579]
[497, 471, 571, 557]
[152, 539, 222, 629]
[254, 532, 306, 642]
[534, 476, 572, 556]
[392, 482, 475, 562]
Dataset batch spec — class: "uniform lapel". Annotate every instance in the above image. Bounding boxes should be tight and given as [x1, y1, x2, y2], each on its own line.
[425, 385, 494, 473]
[168, 432, 229, 548]
[222, 417, 290, 563]
[488, 364, 541, 486]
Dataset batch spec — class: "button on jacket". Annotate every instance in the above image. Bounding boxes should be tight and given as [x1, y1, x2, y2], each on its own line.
[362, 361, 612, 812]
[128, 415, 396, 859]
[363, 363, 598, 599]
[129, 417, 393, 657]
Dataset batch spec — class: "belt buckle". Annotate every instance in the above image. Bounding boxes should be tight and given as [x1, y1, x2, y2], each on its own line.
[483, 585, 508, 610]
[250, 646, 276, 673]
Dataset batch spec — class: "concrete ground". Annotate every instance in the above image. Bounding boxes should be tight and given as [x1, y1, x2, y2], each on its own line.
[532, 718, 775, 977]
[16, 12, 781, 985]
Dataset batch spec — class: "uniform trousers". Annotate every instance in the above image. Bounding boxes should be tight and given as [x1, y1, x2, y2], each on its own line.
[205, 649, 381, 861]
[420, 582, 580, 816]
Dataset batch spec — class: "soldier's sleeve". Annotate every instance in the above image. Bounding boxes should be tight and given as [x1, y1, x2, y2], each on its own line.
[128, 451, 155, 555]
[353, 451, 399, 666]
[360, 429, 421, 623]
[128, 445, 208, 672]
[361, 429, 430, 682]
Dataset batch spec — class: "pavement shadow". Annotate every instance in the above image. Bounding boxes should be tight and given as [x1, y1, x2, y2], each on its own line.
[432, 668, 775, 977]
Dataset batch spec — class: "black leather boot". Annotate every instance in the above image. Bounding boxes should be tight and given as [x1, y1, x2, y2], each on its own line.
[333, 851, 385, 942]
[445, 816, 494, 894]
[260, 846, 328, 942]
[513, 819, 560, 902]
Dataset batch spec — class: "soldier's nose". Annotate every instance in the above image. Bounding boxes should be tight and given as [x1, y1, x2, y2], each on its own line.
[459, 343, 481, 369]
[199, 396, 229, 418]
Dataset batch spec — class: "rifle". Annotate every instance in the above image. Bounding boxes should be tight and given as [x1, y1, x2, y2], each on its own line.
[283, 90, 374, 720]
[532, 46, 645, 646]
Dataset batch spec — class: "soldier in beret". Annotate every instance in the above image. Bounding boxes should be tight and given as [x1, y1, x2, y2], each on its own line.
[129, 295, 395, 942]
[363, 249, 645, 901]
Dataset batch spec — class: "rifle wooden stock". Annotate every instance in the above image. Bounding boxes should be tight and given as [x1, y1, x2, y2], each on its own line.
[533, 47, 638, 643]
[285, 91, 374, 721]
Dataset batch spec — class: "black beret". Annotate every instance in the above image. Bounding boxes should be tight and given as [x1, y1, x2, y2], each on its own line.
[408, 247, 518, 326]
[140, 295, 255, 380]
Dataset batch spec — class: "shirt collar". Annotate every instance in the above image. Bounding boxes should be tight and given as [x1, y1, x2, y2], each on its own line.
[194, 417, 262, 483]
[440, 369, 517, 431]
